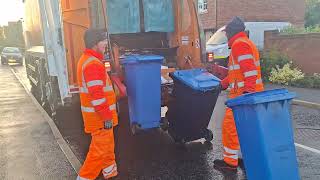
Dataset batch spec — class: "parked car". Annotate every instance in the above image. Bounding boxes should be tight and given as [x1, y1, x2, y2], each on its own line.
[1, 47, 23, 65]
[206, 22, 291, 67]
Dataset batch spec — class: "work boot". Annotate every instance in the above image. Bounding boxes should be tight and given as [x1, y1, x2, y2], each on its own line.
[213, 159, 237, 175]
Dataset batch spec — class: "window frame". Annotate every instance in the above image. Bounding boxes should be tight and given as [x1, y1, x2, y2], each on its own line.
[198, 0, 208, 14]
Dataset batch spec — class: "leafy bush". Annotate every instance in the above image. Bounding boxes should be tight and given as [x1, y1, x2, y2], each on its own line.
[260, 50, 291, 81]
[291, 73, 320, 89]
[281, 26, 320, 35]
[269, 63, 305, 85]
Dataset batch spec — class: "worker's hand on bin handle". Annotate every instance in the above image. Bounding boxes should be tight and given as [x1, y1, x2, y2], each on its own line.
[104, 120, 113, 129]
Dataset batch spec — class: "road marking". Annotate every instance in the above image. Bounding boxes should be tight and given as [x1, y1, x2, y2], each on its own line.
[295, 143, 320, 155]
[10, 67, 82, 173]
[293, 99, 320, 110]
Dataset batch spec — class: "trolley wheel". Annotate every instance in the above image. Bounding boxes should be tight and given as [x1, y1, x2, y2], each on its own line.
[130, 122, 141, 135]
[160, 117, 169, 131]
[204, 129, 213, 142]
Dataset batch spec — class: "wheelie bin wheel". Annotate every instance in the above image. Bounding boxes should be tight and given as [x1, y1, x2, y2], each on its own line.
[131, 122, 141, 135]
[160, 117, 169, 131]
[204, 129, 213, 142]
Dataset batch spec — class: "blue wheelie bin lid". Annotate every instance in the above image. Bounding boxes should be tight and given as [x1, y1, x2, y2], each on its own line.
[226, 88, 296, 107]
[121, 54, 164, 64]
[172, 68, 221, 92]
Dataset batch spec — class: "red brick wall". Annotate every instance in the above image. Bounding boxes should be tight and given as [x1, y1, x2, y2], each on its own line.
[264, 31, 320, 74]
[199, 0, 305, 30]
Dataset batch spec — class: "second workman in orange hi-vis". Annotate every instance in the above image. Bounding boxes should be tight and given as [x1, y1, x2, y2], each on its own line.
[213, 17, 264, 175]
[76, 29, 118, 180]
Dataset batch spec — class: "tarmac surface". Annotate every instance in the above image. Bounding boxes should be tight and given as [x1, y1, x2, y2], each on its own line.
[5, 63, 320, 180]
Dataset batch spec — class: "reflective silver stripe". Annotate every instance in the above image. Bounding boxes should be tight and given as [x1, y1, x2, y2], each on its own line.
[81, 106, 95, 113]
[91, 98, 106, 106]
[238, 54, 254, 62]
[82, 57, 101, 70]
[103, 164, 117, 177]
[229, 64, 240, 71]
[104, 85, 113, 92]
[223, 154, 238, 160]
[244, 70, 258, 77]
[224, 147, 239, 155]
[81, 86, 113, 94]
[76, 176, 91, 180]
[230, 79, 262, 89]
[80, 87, 88, 93]
[256, 78, 263, 84]
[81, 57, 103, 90]
[238, 82, 244, 88]
[229, 82, 245, 89]
[255, 61, 260, 67]
[230, 61, 260, 71]
[109, 104, 116, 111]
[87, 80, 103, 87]
[81, 104, 115, 113]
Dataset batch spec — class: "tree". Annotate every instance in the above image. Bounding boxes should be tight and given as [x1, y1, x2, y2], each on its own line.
[305, 0, 320, 27]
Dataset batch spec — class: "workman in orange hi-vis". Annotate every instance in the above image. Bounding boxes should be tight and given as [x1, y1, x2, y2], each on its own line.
[77, 28, 118, 180]
[213, 17, 264, 175]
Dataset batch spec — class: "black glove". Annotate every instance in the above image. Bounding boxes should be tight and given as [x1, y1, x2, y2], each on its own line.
[104, 120, 113, 129]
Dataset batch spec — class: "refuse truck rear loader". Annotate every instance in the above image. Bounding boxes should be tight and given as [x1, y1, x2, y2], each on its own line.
[23, 0, 207, 116]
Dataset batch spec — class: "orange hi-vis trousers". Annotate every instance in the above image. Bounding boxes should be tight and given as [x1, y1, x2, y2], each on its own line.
[222, 108, 240, 167]
[77, 129, 118, 180]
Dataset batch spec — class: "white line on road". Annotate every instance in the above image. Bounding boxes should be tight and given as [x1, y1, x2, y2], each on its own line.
[295, 143, 320, 155]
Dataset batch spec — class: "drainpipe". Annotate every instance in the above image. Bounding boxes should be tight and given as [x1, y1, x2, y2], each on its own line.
[215, 0, 218, 30]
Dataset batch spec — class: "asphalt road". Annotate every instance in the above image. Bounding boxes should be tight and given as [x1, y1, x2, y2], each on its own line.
[10, 64, 320, 180]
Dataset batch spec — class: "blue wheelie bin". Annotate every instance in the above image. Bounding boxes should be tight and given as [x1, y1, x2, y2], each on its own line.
[226, 89, 299, 180]
[122, 54, 163, 134]
[167, 69, 221, 143]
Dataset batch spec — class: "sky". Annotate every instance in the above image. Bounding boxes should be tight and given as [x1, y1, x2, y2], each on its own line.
[0, 0, 24, 26]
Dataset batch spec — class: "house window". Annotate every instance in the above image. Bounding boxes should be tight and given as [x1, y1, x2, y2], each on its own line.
[198, 0, 208, 14]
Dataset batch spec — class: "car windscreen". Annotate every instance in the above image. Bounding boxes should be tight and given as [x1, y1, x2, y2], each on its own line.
[206, 30, 228, 45]
[3, 47, 20, 53]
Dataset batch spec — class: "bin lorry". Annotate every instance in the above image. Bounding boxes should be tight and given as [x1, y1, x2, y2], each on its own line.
[23, 0, 207, 117]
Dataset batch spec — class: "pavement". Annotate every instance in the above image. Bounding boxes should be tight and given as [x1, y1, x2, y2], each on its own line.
[265, 84, 320, 105]
[5, 63, 320, 180]
[0, 64, 77, 179]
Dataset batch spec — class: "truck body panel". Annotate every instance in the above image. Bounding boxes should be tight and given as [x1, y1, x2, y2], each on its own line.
[23, 0, 204, 115]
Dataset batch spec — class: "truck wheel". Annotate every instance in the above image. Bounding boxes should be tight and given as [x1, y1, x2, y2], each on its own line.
[204, 129, 213, 142]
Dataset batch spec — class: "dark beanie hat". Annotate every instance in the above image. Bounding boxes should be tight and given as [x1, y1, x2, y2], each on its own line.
[225, 16, 245, 40]
[84, 28, 108, 49]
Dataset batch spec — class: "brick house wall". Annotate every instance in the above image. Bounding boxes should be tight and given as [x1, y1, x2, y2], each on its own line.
[264, 30, 320, 74]
[198, 0, 305, 40]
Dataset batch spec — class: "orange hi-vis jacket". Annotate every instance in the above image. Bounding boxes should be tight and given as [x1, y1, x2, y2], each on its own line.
[77, 49, 118, 133]
[220, 32, 264, 167]
[221, 32, 264, 98]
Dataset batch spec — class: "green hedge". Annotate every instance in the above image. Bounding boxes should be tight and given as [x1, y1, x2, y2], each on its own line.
[261, 50, 320, 89]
